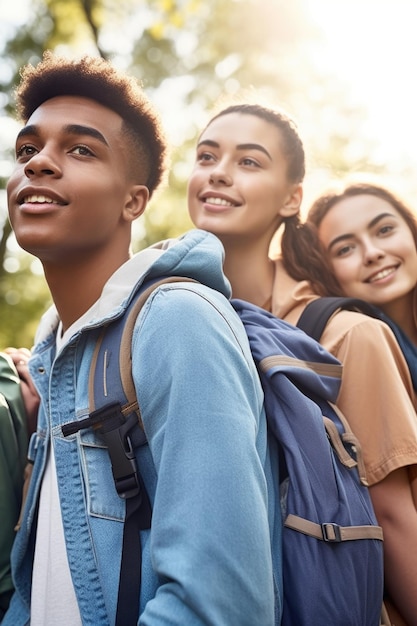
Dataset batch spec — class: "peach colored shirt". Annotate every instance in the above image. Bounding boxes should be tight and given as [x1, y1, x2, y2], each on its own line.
[272, 257, 417, 487]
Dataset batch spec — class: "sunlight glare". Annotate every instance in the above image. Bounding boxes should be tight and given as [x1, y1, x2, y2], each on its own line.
[303, 0, 417, 170]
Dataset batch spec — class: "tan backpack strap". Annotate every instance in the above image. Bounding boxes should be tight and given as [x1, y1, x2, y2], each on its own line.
[322, 416, 357, 469]
[328, 403, 369, 486]
[379, 602, 393, 626]
[118, 277, 198, 410]
[285, 513, 384, 542]
[88, 325, 107, 413]
[88, 276, 198, 418]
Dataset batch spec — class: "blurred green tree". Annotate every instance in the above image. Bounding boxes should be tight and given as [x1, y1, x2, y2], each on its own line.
[0, 0, 382, 346]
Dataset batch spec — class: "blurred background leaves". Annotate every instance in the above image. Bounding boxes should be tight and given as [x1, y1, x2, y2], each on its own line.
[0, 0, 412, 346]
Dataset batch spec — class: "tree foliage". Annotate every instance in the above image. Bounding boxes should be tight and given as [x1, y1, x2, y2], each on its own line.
[0, 0, 383, 346]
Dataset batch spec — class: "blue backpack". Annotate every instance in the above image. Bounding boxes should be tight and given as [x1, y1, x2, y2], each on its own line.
[79, 280, 385, 626]
[231, 299, 385, 625]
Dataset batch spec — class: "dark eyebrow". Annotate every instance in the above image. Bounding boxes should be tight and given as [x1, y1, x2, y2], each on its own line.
[16, 123, 109, 146]
[64, 124, 109, 146]
[368, 212, 395, 228]
[327, 212, 397, 252]
[197, 139, 272, 160]
[327, 233, 353, 253]
[237, 142, 272, 160]
[16, 125, 39, 142]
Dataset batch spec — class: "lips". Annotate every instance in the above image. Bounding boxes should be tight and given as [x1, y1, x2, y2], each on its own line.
[23, 194, 58, 204]
[17, 188, 68, 206]
[204, 197, 234, 206]
[200, 193, 240, 207]
[365, 265, 398, 283]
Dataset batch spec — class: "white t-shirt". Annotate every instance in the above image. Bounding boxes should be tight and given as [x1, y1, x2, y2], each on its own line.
[31, 321, 84, 625]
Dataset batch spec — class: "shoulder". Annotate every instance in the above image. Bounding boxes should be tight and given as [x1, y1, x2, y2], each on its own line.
[131, 282, 265, 432]
[323, 311, 417, 484]
[322, 309, 415, 392]
[139, 280, 236, 325]
[134, 280, 253, 361]
[321, 309, 406, 361]
[325, 309, 416, 415]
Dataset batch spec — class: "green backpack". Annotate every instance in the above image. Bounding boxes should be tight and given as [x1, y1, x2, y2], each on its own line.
[0, 353, 28, 618]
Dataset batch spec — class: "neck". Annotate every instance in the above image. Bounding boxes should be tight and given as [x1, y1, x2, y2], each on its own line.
[221, 237, 275, 310]
[380, 290, 417, 346]
[43, 250, 131, 331]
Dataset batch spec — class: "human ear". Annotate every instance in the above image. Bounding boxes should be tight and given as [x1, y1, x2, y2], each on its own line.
[123, 185, 149, 222]
[279, 184, 303, 218]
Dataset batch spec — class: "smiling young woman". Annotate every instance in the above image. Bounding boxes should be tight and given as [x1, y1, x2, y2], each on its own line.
[277, 180, 417, 626]
[187, 104, 305, 310]
[188, 106, 417, 625]
[306, 182, 417, 347]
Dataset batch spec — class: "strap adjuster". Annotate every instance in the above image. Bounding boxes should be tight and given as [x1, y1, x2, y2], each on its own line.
[321, 522, 342, 542]
[94, 403, 140, 499]
[62, 402, 140, 499]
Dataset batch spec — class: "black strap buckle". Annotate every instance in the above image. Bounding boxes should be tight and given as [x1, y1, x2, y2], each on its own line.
[62, 402, 141, 499]
[93, 403, 140, 499]
[321, 522, 342, 542]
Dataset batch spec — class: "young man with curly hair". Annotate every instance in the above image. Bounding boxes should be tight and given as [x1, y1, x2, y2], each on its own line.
[4, 52, 280, 625]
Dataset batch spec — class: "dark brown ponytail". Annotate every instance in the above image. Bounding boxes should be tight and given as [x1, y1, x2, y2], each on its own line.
[280, 214, 344, 297]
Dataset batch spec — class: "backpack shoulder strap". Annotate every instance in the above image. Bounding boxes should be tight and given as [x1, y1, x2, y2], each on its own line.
[296, 297, 381, 342]
[63, 275, 197, 626]
[88, 276, 197, 422]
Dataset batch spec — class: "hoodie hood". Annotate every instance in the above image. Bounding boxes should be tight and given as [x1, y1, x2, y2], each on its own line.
[145, 229, 230, 293]
[34, 229, 230, 344]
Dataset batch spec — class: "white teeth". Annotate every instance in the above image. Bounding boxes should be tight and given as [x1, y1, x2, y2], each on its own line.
[24, 195, 55, 203]
[204, 197, 234, 206]
[369, 267, 396, 282]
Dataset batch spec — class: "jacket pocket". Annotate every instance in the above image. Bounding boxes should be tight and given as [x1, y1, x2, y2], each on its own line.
[79, 432, 125, 522]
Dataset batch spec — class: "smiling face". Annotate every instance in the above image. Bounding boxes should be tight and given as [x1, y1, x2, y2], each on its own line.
[318, 193, 417, 316]
[187, 112, 301, 248]
[7, 95, 148, 266]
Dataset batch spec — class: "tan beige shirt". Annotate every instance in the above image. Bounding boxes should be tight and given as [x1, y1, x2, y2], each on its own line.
[272, 257, 417, 487]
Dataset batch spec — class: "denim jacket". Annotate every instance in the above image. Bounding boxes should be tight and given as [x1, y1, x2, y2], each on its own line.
[4, 230, 282, 626]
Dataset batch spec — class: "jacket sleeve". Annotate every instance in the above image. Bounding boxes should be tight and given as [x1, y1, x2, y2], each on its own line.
[133, 285, 276, 626]
[323, 312, 417, 486]
[0, 353, 28, 599]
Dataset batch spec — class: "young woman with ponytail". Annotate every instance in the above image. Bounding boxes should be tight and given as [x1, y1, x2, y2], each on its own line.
[188, 104, 417, 626]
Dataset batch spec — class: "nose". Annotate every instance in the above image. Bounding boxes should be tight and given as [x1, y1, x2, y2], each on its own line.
[209, 163, 232, 186]
[363, 240, 385, 265]
[24, 150, 62, 179]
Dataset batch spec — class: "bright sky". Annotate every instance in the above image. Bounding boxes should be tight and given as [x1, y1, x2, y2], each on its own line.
[2, 0, 417, 200]
[303, 0, 417, 189]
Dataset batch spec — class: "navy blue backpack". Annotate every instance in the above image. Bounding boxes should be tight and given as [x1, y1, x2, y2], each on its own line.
[78, 280, 385, 626]
[232, 299, 384, 626]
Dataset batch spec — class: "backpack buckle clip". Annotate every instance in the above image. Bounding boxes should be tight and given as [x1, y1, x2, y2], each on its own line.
[321, 522, 342, 542]
[92, 402, 140, 499]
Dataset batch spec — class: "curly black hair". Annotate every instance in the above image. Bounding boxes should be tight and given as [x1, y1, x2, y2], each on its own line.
[15, 51, 167, 196]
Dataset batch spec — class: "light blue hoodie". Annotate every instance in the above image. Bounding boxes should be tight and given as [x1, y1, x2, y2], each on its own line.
[5, 230, 282, 625]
